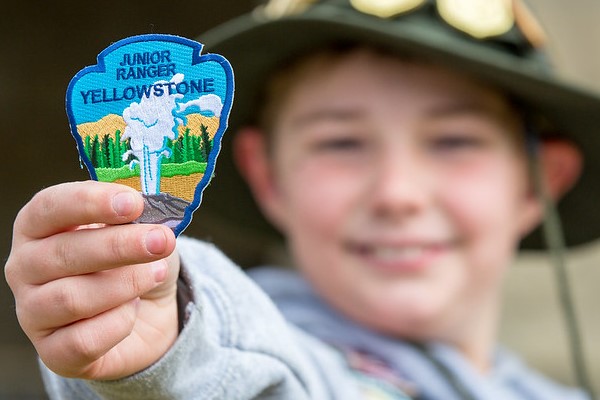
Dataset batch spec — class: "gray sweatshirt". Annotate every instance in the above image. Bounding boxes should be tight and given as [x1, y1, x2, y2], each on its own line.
[40, 236, 589, 400]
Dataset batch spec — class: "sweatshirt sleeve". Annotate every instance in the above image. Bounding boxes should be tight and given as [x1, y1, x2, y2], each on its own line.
[40, 236, 361, 400]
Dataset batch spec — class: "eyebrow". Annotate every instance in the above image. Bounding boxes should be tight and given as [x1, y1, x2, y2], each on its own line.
[288, 107, 366, 131]
[424, 100, 509, 122]
[424, 99, 524, 143]
[286, 99, 517, 131]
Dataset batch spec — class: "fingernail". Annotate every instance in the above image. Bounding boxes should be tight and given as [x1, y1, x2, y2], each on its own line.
[145, 228, 167, 255]
[112, 192, 136, 216]
[151, 261, 168, 283]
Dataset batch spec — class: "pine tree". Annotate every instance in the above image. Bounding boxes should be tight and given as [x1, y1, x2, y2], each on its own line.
[107, 136, 116, 168]
[200, 124, 212, 163]
[175, 136, 184, 163]
[91, 135, 103, 168]
[84, 135, 92, 161]
[185, 128, 194, 162]
[114, 130, 123, 167]
[174, 138, 181, 164]
[102, 134, 111, 167]
[190, 135, 199, 162]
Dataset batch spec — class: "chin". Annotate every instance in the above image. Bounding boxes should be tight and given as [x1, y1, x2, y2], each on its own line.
[351, 291, 449, 339]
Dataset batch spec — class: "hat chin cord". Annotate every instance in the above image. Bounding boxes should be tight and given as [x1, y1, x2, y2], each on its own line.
[528, 131, 596, 399]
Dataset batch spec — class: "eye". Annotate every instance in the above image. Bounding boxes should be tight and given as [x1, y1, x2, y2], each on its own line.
[314, 136, 364, 152]
[430, 134, 485, 151]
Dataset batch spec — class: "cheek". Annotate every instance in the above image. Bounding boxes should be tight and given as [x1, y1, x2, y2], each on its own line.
[442, 157, 527, 234]
[278, 161, 364, 238]
[440, 157, 527, 281]
[277, 161, 367, 292]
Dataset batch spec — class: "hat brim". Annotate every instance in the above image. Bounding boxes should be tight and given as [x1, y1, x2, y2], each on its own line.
[190, 7, 600, 263]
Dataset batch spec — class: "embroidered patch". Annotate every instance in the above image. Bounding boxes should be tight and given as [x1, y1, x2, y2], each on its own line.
[66, 34, 234, 236]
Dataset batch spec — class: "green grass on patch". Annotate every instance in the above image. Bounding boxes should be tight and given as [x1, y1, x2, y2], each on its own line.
[96, 164, 140, 181]
[96, 161, 207, 182]
[161, 160, 207, 177]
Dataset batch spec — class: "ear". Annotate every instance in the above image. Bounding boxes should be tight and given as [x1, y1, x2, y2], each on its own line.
[539, 138, 582, 200]
[233, 127, 288, 232]
[518, 139, 582, 237]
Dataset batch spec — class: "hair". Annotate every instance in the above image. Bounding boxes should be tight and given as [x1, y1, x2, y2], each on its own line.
[257, 42, 427, 137]
[257, 41, 539, 151]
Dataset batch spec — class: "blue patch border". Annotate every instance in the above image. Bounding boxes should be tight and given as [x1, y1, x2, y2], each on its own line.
[66, 33, 235, 237]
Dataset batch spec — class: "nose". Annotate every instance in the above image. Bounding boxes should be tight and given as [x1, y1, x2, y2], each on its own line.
[369, 145, 430, 221]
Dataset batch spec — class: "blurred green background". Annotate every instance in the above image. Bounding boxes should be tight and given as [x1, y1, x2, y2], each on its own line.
[0, 1, 599, 398]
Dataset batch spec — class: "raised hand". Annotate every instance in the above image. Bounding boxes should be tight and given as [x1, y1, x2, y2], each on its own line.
[5, 181, 180, 380]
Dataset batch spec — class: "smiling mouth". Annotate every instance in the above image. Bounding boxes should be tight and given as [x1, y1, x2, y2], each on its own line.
[348, 241, 448, 273]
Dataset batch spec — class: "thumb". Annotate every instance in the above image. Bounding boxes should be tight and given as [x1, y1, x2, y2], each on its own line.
[142, 245, 180, 302]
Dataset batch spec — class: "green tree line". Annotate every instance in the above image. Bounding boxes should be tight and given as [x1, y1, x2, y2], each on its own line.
[83, 124, 213, 169]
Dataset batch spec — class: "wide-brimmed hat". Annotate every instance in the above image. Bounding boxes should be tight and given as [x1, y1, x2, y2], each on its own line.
[192, 0, 600, 264]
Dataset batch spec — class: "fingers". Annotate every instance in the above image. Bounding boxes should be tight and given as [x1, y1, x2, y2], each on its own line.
[14, 181, 144, 242]
[35, 299, 140, 379]
[4, 181, 182, 380]
[16, 223, 175, 285]
[17, 260, 169, 334]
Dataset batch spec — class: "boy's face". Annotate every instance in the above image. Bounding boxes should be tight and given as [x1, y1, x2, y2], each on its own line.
[250, 51, 541, 341]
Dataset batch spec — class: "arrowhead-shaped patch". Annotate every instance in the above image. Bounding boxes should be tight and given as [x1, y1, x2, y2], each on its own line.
[66, 34, 234, 236]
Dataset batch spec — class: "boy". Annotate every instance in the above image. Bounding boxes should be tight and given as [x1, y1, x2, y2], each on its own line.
[5, 0, 599, 399]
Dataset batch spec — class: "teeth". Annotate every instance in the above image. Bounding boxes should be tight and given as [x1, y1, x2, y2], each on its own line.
[371, 246, 426, 261]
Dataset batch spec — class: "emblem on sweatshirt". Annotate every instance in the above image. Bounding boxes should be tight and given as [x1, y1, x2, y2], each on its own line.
[66, 34, 234, 236]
